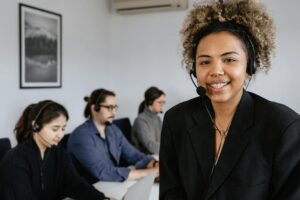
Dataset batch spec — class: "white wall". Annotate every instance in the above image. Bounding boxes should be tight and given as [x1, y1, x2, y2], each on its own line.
[109, 0, 300, 122]
[108, 8, 195, 122]
[0, 0, 112, 145]
[248, 0, 300, 111]
[1, 0, 300, 146]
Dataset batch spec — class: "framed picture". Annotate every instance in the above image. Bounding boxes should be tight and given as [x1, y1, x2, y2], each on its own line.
[19, 4, 62, 88]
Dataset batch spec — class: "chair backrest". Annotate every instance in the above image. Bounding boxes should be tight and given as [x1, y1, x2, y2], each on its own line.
[0, 138, 12, 161]
[113, 117, 133, 144]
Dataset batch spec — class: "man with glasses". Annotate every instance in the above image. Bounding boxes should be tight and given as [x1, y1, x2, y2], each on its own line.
[67, 88, 158, 183]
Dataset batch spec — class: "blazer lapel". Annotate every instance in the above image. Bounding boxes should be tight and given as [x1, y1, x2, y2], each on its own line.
[205, 92, 254, 199]
[188, 97, 215, 180]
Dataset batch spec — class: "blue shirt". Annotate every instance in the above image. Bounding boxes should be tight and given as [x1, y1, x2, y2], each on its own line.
[67, 120, 154, 182]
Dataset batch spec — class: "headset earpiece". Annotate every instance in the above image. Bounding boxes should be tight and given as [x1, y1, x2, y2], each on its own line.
[94, 105, 100, 112]
[93, 89, 106, 112]
[32, 101, 54, 133]
[245, 33, 257, 76]
[32, 123, 40, 132]
[247, 58, 256, 75]
[246, 50, 256, 76]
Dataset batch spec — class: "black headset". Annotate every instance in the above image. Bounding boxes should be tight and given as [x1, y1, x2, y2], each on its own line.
[32, 101, 54, 132]
[94, 89, 105, 112]
[245, 32, 257, 76]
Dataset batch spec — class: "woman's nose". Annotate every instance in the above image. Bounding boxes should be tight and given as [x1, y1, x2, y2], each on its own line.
[209, 60, 224, 77]
[57, 130, 64, 140]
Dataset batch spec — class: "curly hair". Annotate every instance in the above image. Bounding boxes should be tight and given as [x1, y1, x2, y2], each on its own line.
[181, 0, 276, 74]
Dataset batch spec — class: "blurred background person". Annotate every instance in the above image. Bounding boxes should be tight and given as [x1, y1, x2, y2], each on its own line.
[68, 88, 158, 183]
[0, 100, 108, 200]
[133, 86, 165, 154]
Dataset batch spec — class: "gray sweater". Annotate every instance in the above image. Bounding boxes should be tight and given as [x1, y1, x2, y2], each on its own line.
[132, 108, 162, 154]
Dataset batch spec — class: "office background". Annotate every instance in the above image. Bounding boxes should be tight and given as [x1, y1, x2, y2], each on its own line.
[1, 0, 299, 145]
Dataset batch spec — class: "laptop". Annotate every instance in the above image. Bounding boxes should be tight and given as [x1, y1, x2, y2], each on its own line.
[122, 170, 157, 200]
[105, 170, 157, 200]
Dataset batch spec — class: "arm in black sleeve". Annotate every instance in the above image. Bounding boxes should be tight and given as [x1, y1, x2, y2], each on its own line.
[270, 118, 300, 200]
[0, 153, 38, 200]
[159, 114, 187, 200]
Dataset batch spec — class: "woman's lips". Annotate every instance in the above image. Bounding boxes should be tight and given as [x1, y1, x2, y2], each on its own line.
[207, 81, 230, 92]
[209, 82, 228, 89]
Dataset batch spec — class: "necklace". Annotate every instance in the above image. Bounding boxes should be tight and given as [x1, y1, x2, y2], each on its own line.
[213, 121, 231, 166]
[202, 100, 234, 166]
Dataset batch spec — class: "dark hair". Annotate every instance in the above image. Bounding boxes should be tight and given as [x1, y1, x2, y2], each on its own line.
[192, 21, 258, 74]
[138, 86, 165, 114]
[14, 100, 69, 144]
[84, 88, 115, 118]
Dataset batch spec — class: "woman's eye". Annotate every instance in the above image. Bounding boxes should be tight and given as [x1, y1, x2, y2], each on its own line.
[51, 127, 60, 132]
[224, 58, 237, 63]
[199, 60, 210, 65]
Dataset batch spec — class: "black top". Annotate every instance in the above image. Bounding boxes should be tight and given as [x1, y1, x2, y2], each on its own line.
[159, 91, 300, 200]
[0, 138, 106, 200]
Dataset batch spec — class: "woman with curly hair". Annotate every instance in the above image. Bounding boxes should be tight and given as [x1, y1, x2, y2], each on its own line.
[159, 0, 300, 199]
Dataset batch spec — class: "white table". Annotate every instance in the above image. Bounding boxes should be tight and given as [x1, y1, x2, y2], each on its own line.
[94, 180, 159, 200]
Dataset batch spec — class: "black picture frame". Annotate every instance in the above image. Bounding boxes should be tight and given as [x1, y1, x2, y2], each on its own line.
[19, 4, 62, 88]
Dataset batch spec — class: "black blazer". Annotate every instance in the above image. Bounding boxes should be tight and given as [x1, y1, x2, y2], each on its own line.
[0, 138, 105, 200]
[159, 91, 300, 200]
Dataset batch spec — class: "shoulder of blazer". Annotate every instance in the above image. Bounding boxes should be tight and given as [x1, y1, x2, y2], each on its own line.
[250, 92, 300, 128]
[163, 96, 207, 132]
[165, 96, 202, 117]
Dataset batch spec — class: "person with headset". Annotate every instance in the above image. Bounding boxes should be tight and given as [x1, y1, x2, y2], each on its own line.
[0, 100, 109, 200]
[67, 88, 158, 182]
[159, 0, 300, 200]
[132, 86, 165, 154]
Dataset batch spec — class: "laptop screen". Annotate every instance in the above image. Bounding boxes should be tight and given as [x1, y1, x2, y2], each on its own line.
[124, 170, 157, 200]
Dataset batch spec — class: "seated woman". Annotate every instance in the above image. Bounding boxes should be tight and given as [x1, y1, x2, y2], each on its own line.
[68, 88, 159, 182]
[132, 86, 165, 154]
[0, 100, 108, 200]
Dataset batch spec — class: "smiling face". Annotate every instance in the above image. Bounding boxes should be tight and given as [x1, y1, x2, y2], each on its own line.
[195, 31, 248, 106]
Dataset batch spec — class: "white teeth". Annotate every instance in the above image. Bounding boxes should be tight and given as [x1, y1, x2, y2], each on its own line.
[210, 83, 227, 89]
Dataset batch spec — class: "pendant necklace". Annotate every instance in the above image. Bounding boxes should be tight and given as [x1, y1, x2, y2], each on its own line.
[213, 121, 232, 166]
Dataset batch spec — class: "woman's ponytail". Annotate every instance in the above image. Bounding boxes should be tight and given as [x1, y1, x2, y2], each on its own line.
[14, 104, 35, 144]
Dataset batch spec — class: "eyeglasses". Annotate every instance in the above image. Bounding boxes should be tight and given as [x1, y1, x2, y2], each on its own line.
[154, 101, 166, 105]
[99, 104, 118, 112]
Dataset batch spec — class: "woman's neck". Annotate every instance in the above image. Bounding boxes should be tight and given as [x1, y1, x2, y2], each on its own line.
[211, 92, 242, 130]
[148, 106, 155, 113]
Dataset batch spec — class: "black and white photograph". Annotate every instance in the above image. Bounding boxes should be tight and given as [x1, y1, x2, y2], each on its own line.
[19, 4, 62, 88]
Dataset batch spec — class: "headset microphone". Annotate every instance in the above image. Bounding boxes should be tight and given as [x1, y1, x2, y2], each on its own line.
[189, 71, 206, 97]
[196, 86, 206, 97]
[36, 132, 56, 149]
[105, 121, 112, 126]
